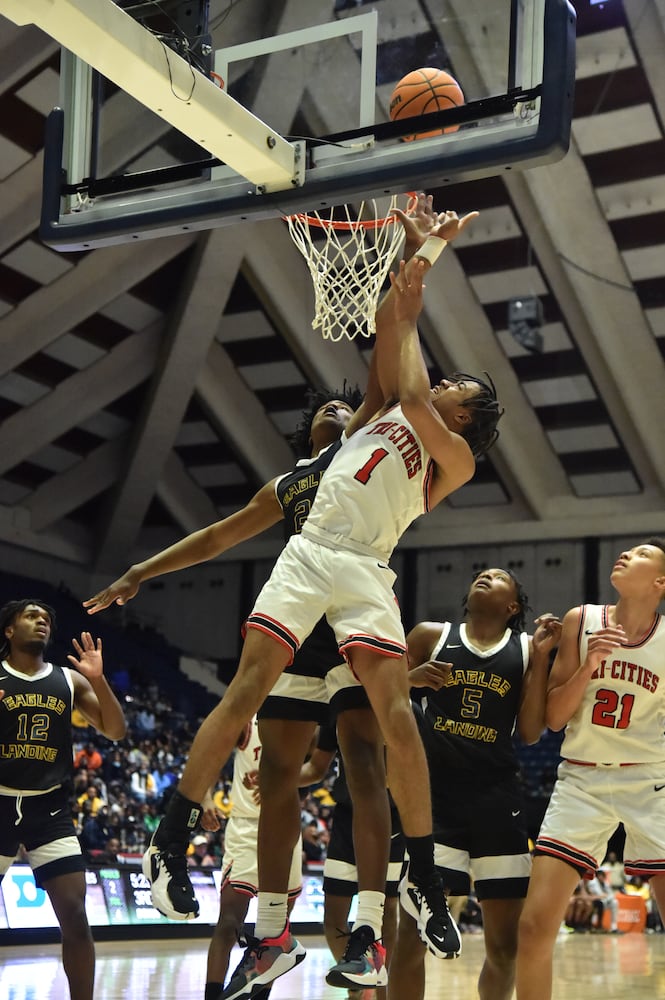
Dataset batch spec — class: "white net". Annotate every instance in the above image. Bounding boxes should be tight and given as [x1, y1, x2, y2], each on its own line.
[284, 195, 412, 342]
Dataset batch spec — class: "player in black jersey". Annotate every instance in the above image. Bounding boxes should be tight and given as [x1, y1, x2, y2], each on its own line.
[0, 599, 126, 1000]
[387, 570, 560, 1000]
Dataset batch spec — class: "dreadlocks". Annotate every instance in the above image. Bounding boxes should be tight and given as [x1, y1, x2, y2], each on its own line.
[448, 371, 503, 458]
[290, 383, 364, 458]
[0, 598, 56, 658]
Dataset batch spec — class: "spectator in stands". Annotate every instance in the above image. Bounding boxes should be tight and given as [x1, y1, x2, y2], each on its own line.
[80, 806, 114, 857]
[74, 742, 103, 773]
[103, 748, 126, 787]
[563, 880, 594, 933]
[73, 766, 90, 798]
[135, 706, 157, 736]
[302, 821, 328, 865]
[77, 783, 105, 818]
[96, 837, 122, 866]
[188, 834, 216, 868]
[212, 780, 234, 822]
[152, 761, 177, 801]
[587, 868, 619, 933]
[604, 849, 626, 893]
[130, 764, 157, 803]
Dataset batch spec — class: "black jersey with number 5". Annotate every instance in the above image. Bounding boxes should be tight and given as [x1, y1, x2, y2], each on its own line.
[415, 622, 529, 783]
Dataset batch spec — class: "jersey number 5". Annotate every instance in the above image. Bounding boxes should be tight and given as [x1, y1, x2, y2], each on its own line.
[591, 688, 634, 730]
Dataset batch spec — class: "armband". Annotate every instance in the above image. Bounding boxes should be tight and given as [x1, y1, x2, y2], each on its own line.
[415, 236, 448, 267]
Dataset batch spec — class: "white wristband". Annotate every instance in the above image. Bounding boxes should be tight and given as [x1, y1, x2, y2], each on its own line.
[415, 235, 448, 267]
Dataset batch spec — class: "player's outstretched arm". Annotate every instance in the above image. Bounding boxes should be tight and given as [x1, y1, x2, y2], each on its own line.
[83, 480, 284, 613]
[392, 258, 475, 496]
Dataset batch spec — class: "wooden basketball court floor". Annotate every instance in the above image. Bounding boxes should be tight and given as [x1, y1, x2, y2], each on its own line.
[5, 931, 665, 999]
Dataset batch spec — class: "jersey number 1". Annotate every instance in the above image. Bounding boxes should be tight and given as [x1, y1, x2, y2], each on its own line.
[354, 448, 388, 485]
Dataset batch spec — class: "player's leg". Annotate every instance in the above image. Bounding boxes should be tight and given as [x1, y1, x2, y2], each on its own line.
[43, 870, 95, 1000]
[515, 855, 580, 1000]
[478, 898, 523, 1000]
[386, 903, 426, 1000]
[350, 648, 459, 960]
[145, 629, 291, 920]
[222, 718, 315, 1000]
[206, 883, 251, 999]
[337, 706, 391, 903]
[255, 717, 316, 927]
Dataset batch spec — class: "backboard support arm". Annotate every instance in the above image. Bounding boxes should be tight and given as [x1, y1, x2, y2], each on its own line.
[1, 0, 298, 190]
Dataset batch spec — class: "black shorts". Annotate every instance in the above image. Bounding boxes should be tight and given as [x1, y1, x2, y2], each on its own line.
[323, 800, 405, 898]
[431, 772, 531, 901]
[0, 786, 84, 888]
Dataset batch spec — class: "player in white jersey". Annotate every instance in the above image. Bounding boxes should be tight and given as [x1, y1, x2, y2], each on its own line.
[202, 717, 302, 1000]
[516, 539, 665, 1000]
[134, 202, 504, 999]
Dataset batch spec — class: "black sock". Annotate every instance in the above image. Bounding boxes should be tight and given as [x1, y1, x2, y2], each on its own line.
[404, 834, 436, 884]
[155, 789, 202, 849]
[204, 983, 223, 1000]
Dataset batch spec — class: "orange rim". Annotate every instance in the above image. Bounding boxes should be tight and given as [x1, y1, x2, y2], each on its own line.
[284, 192, 418, 231]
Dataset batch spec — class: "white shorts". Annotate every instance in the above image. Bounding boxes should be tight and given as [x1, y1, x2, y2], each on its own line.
[221, 815, 302, 898]
[246, 534, 406, 665]
[536, 760, 665, 878]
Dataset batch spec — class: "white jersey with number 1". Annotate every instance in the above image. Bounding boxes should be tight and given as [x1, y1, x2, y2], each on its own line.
[302, 403, 435, 563]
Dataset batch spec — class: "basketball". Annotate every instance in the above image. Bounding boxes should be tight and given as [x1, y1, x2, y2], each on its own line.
[389, 68, 464, 141]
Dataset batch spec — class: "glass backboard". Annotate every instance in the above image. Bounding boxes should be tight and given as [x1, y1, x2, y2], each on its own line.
[4, 0, 576, 249]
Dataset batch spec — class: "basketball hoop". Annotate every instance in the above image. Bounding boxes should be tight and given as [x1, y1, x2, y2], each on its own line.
[284, 193, 417, 342]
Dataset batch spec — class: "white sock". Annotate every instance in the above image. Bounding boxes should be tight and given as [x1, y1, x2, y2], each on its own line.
[353, 890, 385, 942]
[255, 892, 288, 940]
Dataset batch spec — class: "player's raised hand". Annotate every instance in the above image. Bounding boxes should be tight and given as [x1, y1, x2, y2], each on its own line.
[432, 209, 479, 242]
[68, 632, 103, 679]
[83, 569, 140, 615]
[533, 613, 562, 655]
[392, 191, 439, 246]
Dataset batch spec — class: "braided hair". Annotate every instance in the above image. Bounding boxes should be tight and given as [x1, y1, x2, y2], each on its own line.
[447, 371, 503, 458]
[0, 598, 56, 658]
[290, 383, 364, 458]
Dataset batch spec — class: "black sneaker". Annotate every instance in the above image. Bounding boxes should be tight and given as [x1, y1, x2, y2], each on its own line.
[326, 925, 387, 989]
[142, 836, 199, 920]
[398, 873, 461, 959]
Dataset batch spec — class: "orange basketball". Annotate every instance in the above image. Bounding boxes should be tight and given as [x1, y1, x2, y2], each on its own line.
[389, 67, 464, 141]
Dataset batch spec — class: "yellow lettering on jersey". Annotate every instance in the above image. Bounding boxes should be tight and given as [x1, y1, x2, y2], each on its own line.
[432, 717, 497, 743]
[2, 694, 67, 714]
[447, 669, 511, 697]
[0, 743, 58, 761]
[281, 473, 321, 508]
